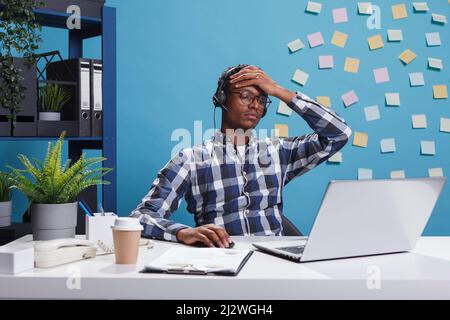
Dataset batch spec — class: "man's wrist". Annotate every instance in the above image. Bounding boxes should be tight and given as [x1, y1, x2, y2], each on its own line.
[272, 86, 296, 104]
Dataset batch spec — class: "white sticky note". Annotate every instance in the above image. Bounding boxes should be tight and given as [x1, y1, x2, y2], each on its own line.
[358, 2, 373, 15]
[358, 168, 373, 180]
[387, 29, 403, 41]
[328, 151, 343, 163]
[413, 2, 429, 12]
[428, 57, 443, 70]
[391, 170, 406, 179]
[364, 105, 380, 122]
[426, 32, 441, 46]
[409, 72, 425, 86]
[292, 69, 309, 86]
[432, 13, 447, 24]
[380, 138, 396, 153]
[306, 1, 322, 14]
[421, 141, 435, 155]
[385, 92, 400, 106]
[288, 39, 305, 53]
[277, 100, 292, 116]
[440, 117, 450, 132]
[429, 167, 444, 178]
[412, 114, 427, 129]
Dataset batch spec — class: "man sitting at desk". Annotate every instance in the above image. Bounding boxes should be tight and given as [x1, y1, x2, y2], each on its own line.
[131, 64, 352, 248]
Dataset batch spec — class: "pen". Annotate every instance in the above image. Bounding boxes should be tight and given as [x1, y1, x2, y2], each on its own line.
[79, 201, 94, 217]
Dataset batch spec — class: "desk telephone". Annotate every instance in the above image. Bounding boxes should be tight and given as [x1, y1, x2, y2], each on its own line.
[34, 239, 97, 268]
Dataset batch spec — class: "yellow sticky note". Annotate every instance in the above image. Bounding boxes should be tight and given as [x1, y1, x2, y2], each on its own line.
[368, 34, 384, 50]
[392, 4, 408, 20]
[344, 57, 360, 73]
[353, 132, 368, 148]
[433, 85, 448, 99]
[316, 96, 331, 107]
[274, 124, 289, 138]
[331, 31, 348, 48]
[399, 49, 417, 64]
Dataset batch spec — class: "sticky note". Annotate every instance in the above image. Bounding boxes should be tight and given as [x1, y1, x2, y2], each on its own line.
[307, 32, 324, 48]
[421, 141, 435, 155]
[306, 1, 322, 14]
[316, 96, 331, 108]
[368, 34, 384, 50]
[353, 131, 368, 147]
[292, 69, 309, 86]
[428, 57, 443, 70]
[429, 168, 444, 178]
[342, 90, 359, 107]
[440, 118, 450, 132]
[409, 72, 425, 86]
[277, 100, 292, 116]
[288, 39, 304, 53]
[380, 138, 396, 153]
[333, 8, 348, 23]
[274, 124, 289, 138]
[319, 55, 334, 69]
[426, 32, 441, 46]
[432, 13, 447, 24]
[412, 114, 427, 129]
[391, 170, 405, 179]
[327, 152, 342, 163]
[344, 57, 360, 73]
[373, 67, 390, 83]
[392, 4, 408, 20]
[358, 168, 373, 180]
[364, 105, 380, 121]
[387, 29, 403, 41]
[399, 49, 417, 64]
[413, 2, 429, 12]
[433, 85, 448, 99]
[385, 93, 400, 106]
[358, 2, 373, 15]
[331, 31, 348, 48]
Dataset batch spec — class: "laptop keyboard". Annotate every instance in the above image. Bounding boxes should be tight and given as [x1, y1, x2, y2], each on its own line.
[276, 246, 305, 255]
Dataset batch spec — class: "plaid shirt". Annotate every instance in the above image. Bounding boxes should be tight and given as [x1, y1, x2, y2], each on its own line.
[131, 91, 352, 241]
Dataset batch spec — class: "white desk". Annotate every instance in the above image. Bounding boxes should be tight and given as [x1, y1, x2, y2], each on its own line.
[1, 236, 450, 300]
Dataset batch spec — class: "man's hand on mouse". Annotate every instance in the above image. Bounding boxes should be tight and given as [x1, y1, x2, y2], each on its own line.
[176, 224, 233, 248]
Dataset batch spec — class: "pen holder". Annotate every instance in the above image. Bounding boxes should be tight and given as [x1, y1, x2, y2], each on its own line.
[85, 214, 117, 246]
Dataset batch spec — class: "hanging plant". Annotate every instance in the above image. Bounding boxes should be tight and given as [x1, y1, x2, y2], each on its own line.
[0, 0, 43, 131]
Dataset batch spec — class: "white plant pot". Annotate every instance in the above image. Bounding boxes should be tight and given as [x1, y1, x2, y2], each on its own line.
[31, 202, 78, 240]
[0, 201, 12, 227]
[39, 112, 61, 121]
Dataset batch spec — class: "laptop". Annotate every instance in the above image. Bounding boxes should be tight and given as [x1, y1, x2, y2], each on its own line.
[252, 177, 446, 262]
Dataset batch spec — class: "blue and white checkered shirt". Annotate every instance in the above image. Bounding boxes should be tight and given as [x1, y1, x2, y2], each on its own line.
[131, 92, 352, 241]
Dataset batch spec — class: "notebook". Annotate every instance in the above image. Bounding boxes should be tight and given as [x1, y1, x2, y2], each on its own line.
[141, 247, 253, 276]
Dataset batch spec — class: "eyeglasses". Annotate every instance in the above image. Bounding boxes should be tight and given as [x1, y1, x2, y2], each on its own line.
[230, 90, 272, 110]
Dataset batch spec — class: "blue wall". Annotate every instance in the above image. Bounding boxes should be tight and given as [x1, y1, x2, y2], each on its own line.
[1, 0, 449, 235]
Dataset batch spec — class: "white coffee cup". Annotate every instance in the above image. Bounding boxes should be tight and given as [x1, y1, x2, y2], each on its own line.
[111, 218, 143, 264]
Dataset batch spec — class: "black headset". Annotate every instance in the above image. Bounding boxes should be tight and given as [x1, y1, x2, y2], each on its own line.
[212, 64, 268, 118]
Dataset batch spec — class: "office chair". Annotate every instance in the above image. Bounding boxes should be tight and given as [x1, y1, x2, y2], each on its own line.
[281, 215, 303, 236]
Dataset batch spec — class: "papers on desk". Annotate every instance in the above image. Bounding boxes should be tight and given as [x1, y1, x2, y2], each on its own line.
[142, 247, 253, 276]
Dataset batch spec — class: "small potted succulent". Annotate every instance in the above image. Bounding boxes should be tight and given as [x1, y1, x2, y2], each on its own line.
[0, 171, 13, 227]
[38, 84, 71, 121]
[8, 132, 112, 240]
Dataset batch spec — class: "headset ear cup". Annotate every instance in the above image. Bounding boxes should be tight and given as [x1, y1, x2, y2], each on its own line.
[219, 91, 226, 106]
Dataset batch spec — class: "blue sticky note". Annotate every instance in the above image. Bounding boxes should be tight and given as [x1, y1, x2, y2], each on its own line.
[358, 168, 373, 180]
[421, 141, 435, 155]
[380, 138, 396, 153]
[409, 72, 425, 86]
[426, 32, 441, 46]
[364, 105, 380, 121]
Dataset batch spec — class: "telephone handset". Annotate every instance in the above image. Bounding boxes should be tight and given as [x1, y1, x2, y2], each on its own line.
[34, 238, 98, 268]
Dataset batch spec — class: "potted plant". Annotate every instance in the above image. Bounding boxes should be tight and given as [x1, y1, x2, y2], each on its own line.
[8, 132, 112, 240]
[38, 84, 71, 121]
[0, 171, 13, 227]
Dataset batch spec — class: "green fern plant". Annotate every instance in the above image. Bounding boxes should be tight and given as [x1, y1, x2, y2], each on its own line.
[7, 132, 113, 204]
[0, 171, 13, 202]
[39, 84, 71, 112]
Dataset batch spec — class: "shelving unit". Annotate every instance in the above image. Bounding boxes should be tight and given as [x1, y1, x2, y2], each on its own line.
[0, 4, 117, 213]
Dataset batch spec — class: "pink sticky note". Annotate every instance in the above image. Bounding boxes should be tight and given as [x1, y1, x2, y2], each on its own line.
[333, 8, 348, 23]
[373, 67, 390, 84]
[319, 55, 334, 69]
[307, 32, 324, 48]
[341, 90, 359, 107]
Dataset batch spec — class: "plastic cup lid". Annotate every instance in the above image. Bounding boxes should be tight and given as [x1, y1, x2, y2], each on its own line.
[111, 217, 143, 231]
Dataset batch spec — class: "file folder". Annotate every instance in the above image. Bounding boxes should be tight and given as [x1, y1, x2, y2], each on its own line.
[91, 59, 103, 137]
